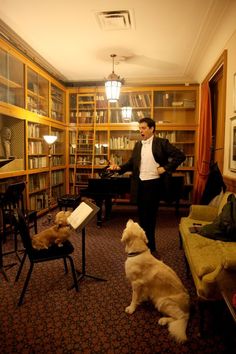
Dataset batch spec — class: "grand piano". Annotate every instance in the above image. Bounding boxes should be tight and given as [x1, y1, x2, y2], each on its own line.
[81, 175, 131, 226]
[81, 173, 185, 226]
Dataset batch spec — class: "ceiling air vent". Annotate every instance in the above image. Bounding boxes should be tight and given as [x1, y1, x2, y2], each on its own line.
[96, 10, 134, 30]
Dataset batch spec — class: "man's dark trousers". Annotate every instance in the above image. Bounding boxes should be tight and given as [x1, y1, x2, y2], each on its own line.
[137, 178, 161, 251]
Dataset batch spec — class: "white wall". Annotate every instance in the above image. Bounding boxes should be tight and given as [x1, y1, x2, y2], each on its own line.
[224, 29, 236, 178]
[193, 0, 236, 178]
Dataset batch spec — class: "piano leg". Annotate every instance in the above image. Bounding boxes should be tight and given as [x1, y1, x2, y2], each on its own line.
[94, 197, 103, 227]
[93, 197, 113, 226]
[104, 197, 112, 220]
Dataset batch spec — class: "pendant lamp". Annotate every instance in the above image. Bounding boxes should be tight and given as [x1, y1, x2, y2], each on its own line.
[105, 54, 123, 102]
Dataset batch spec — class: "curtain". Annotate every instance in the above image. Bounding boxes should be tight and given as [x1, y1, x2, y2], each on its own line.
[193, 81, 212, 204]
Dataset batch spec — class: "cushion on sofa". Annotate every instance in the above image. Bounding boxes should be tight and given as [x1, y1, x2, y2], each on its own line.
[199, 193, 236, 242]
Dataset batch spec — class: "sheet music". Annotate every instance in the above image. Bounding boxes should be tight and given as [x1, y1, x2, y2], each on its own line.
[67, 202, 93, 230]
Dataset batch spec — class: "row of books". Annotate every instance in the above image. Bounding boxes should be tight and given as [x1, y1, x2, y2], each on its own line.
[77, 157, 92, 165]
[156, 131, 195, 144]
[28, 156, 47, 169]
[51, 170, 64, 185]
[28, 141, 59, 155]
[110, 136, 136, 150]
[77, 133, 94, 144]
[184, 172, 193, 185]
[128, 94, 151, 108]
[110, 153, 123, 165]
[51, 156, 64, 166]
[29, 192, 49, 211]
[29, 174, 47, 192]
[180, 156, 194, 167]
[96, 111, 108, 123]
[69, 168, 92, 183]
[28, 141, 44, 154]
[28, 123, 42, 138]
[154, 93, 195, 108]
[95, 95, 107, 108]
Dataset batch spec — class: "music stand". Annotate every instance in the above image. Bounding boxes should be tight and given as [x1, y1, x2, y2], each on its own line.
[67, 200, 107, 287]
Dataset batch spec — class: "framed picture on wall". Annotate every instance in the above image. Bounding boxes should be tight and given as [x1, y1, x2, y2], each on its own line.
[230, 116, 236, 171]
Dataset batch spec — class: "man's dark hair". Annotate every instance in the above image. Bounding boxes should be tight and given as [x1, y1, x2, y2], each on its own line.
[139, 117, 156, 132]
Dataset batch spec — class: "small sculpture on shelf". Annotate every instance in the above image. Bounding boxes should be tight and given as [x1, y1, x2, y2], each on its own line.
[0, 126, 12, 159]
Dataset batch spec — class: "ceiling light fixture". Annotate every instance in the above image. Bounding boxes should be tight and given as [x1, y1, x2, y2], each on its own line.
[121, 106, 132, 122]
[105, 54, 123, 102]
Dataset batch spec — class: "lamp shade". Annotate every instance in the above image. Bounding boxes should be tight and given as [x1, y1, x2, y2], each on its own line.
[122, 106, 132, 122]
[43, 135, 58, 145]
[105, 80, 122, 102]
[105, 54, 123, 102]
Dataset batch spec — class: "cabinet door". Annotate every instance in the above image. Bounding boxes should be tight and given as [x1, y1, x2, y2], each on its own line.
[78, 94, 95, 125]
[51, 84, 65, 122]
[51, 169, 65, 204]
[69, 93, 77, 124]
[0, 48, 24, 108]
[27, 67, 49, 116]
[156, 128, 195, 203]
[50, 127, 65, 167]
[96, 93, 108, 123]
[69, 93, 96, 125]
[94, 130, 109, 167]
[27, 122, 48, 170]
[0, 114, 25, 173]
[154, 90, 196, 124]
[69, 129, 77, 165]
[28, 172, 48, 211]
[110, 91, 152, 123]
[109, 130, 139, 165]
[69, 127, 95, 191]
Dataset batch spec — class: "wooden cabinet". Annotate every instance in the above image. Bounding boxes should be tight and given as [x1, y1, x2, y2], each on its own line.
[27, 122, 48, 170]
[27, 67, 49, 116]
[109, 128, 139, 165]
[0, 37, 199, 209]
[50, 126, 66, 167]
[153, 87, 198, 201]
[153, 89, 196, 124]
[51, 84, 65, 122]
[109, 91, 152, 123]
[0, 48, 24, 108]
[68, 85, 198, 202]
[0, 39, 67, 215]
[0, 115, 25, 171]
[28, 171, 48, 211]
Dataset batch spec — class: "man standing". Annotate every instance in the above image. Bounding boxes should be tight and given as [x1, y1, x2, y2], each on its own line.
[108, 117, 185, 253]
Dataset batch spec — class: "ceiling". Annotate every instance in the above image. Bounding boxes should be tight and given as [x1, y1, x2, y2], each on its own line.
[0, 0, 233, 85]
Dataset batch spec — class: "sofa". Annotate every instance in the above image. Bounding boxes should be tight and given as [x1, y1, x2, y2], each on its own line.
[179, 191, 236, 301]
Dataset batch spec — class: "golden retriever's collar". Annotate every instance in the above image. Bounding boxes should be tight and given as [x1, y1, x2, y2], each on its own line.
[127, 250, 147, 257]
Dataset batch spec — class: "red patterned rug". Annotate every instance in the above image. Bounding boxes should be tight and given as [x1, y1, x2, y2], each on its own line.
[0, 205, 235, 353]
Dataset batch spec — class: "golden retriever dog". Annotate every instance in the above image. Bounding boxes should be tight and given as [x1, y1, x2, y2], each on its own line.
[32, 211, 72, 250]
[121, 219, 190, 343]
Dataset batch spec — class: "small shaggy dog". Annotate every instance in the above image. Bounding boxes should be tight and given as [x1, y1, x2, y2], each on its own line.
[121, 219, 190, 343]
[32, 211, 72, 250]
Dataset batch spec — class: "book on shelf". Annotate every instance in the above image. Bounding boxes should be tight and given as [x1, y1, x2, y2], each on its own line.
[67, 200, 100, 232]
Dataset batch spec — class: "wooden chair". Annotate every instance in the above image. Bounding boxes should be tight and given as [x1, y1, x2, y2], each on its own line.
[14, 208, 79, 306]
[0, 181, 37, 252]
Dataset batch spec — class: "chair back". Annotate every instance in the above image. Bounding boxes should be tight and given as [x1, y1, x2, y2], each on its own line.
[13, 208, 34, 253]
[3, 181, 26, 212]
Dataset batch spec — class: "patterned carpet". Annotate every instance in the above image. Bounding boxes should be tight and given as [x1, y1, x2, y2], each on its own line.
[0, 205, 235, 353]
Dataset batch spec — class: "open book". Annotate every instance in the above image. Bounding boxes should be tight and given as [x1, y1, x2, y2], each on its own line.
[67, 200, 100, 232]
